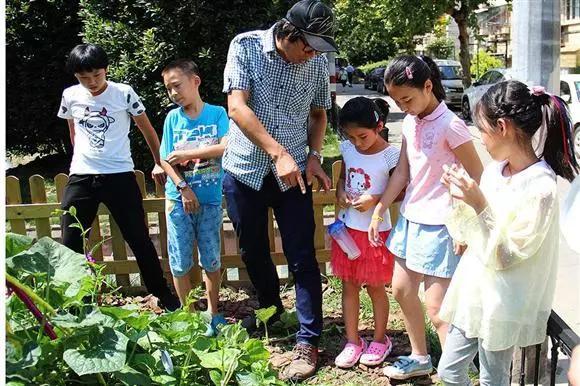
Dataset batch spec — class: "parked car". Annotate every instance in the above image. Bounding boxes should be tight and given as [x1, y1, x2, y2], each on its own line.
[461, 68, 514, 120]
[435, 59, 464, 109]
[364, 67, 387, 94]
[560, 74, 580, 160]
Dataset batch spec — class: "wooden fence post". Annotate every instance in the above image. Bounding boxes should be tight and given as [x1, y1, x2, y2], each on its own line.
[332, 161, 342, 220]
[29, 175, 52, 238]
[312, 179, 327, 275]
[6, 176, 26, 235]
[109, 172, 131, 290]
[155, 181, 169, 261]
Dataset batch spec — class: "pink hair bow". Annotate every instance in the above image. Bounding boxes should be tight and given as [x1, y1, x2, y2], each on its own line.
[531, 85, 545, 96]
[405, 66, 413, 79]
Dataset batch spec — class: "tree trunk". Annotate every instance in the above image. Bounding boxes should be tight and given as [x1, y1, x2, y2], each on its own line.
[451, 8, 473, 88]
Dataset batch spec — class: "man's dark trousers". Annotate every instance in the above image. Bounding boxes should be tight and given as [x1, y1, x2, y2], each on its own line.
[224, 172, 323, 346]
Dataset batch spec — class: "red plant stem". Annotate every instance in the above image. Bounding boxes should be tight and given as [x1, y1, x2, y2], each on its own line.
[6, 281, 58, 340]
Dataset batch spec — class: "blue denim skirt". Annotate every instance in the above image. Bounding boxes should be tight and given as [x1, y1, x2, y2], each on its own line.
[386, 214, 460, 278]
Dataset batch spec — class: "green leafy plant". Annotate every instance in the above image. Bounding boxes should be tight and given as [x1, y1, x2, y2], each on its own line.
[255, 306, 278, 344]
[5, 231, 284, 385]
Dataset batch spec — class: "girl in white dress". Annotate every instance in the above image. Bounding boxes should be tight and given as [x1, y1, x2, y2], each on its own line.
[437, 80, 578, 386]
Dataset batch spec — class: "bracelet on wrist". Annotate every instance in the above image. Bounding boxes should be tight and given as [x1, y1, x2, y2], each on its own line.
[308, 149, 323, 164]
[371, 215, 384, 222]
[176, 180, 188, 192]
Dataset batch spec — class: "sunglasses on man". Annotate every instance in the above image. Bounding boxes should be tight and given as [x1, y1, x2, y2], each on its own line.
[299, 36, 321, 56]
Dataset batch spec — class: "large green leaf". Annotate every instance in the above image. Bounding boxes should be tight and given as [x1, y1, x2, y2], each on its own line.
[255, 306, 277, 328]
[6, 237, 88, 284]
[137, 331, 164, 350]
[150, 374, 178, 385]
[219, 323, 249, 346]
[114, 365, 152, 386]
[63, 326, 129, 376]
[52, 309, 116, 329]
[243, 339, 270, 363]
[125, 313, 156, 331]
[6, 341, 40, 374]
[62, 277, 95, 307]
[209, 370, 222, 386]
[5, 233, 34, 258]
[131, 353, 159, 374]
[236, 372, 261, 386]
[199, 348, 241, 371]
[99, 306, 139, 321]
[191, 335, 213, 359]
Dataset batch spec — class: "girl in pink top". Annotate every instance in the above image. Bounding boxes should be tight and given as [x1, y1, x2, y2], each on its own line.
[369, 55, 483, 380]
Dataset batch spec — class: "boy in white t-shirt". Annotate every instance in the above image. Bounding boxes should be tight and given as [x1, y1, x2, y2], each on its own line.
[57, 44, 179, 310]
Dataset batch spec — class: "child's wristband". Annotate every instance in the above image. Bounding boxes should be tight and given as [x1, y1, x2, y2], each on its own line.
[371, 215, 384, 222]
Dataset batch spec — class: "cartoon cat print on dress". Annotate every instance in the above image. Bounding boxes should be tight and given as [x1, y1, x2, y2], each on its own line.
[347, 167, 372, 198]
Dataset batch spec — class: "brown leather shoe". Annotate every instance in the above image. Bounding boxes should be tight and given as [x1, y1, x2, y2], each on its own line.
[281, 342, 318, 381]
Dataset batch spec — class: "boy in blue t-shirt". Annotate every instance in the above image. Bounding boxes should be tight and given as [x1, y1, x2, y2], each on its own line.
[160, 59, 229, 335]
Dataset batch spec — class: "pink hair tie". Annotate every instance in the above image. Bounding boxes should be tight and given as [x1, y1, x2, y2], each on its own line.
[405, 66, 413, 79]
[531, 85, 545, 96]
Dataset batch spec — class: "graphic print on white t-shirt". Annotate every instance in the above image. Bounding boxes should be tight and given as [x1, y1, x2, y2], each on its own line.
[78, 107, 116, 150]
[346, 167, 371, 200]
[338, 141, 400, 232]
[57, 82, 145, 174]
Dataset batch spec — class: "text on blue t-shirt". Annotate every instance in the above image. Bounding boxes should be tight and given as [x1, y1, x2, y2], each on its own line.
[160, 103, 229, 204]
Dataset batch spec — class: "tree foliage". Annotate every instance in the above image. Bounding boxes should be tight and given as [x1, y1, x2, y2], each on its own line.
[470, 49, 504, 79]
[437, 0, 500, 87]
[426, 37, 455, 59]
[334, 0, 445, 65]
[6, 0, 82, 157]
[79, 0, 292, 169]
[7, 0, 293, 169]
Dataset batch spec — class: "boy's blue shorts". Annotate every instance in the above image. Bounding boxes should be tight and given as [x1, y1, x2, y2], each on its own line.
[166, 200, 222, 276]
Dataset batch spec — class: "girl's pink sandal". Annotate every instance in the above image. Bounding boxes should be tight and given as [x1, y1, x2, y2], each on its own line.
[335, 337, 367, 368]
[359, 335, 393, 366]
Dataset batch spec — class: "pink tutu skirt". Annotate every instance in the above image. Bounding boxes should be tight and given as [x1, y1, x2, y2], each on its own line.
[330, 227, 394, 286]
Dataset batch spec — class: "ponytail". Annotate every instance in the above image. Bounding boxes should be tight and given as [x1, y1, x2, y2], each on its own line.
[541, 94, 578, 181]
[373, 98, 390, 141]
[384, 54, 446, 102]
[474, 80, 578, 181]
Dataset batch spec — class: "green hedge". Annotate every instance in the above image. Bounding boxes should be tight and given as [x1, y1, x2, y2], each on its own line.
[358, 59, 391, 75]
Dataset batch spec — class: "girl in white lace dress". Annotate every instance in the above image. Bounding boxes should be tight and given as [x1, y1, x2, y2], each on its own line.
[438, 80, 579, 386]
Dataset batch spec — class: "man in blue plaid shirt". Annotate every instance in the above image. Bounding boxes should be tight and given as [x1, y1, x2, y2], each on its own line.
[222, 0, 337, 380]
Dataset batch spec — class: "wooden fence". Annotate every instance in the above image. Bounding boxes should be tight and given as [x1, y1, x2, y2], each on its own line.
[6, 161, 399, 293]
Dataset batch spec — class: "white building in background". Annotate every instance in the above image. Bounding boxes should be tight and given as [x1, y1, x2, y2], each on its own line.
[561, 0, 580, 73]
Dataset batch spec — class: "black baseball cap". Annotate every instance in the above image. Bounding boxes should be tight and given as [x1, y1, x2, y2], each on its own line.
[285, 0, 338, 53]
